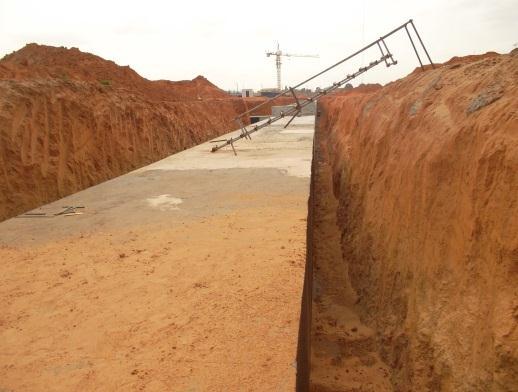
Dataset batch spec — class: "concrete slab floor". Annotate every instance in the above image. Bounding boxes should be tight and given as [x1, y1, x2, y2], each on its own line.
[0, 116, 314, 391]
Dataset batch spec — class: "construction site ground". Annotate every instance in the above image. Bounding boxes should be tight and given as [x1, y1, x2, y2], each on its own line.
[0, 116, 314, 391]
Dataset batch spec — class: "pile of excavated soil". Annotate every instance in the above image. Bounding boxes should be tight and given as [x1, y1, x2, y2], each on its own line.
[0, 44, 230, 101]
[314, 51, 517, 390]
[244, 96, 301, 116]
[0, 44, 247, 221]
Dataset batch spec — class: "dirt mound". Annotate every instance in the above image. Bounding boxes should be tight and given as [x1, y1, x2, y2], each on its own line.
[328, 83, 382, 97]
[0, 44, 143, 85]
[244, 96, 303, 116]
[157, 75, 230, 100]
[0, 44, 246, 221]
[0, 44, 230, 101]
[316, 52, 517, 390]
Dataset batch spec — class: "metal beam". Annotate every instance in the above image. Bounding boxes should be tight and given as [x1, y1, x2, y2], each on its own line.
[405, 24, 424, 70]
[232, 20, 433, 121]
[212, 19, 435, 153]
[410, 19, 435, 68]
[211, 55, 390, 153]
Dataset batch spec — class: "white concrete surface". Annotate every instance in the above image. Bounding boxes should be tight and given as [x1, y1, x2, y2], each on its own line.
[137, 116, 314, 178]
[0, 115, 315, 245]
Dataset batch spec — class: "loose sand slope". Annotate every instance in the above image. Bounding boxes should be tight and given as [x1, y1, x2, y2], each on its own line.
[0, 44, 246, 221]
[317, 52, 517, 390]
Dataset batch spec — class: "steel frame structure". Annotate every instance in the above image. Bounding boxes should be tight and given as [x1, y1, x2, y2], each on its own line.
[211, 19, 434, 154]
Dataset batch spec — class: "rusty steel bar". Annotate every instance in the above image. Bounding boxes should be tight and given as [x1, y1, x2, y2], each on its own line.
[211, 54, 390, 153]
[284, 109, 301, 129]
[410, 19, 435, 68]
[212, 19, 435, 154]
[234, 20, 418, 120]
[377, 41, 390, 67]
[233, 19, 435, 122]
[405, 24, 424, 70]
[381, 39, 397, 66]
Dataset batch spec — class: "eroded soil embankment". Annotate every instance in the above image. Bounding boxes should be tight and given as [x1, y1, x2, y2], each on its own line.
[0, 83, 246, 221]
[309, 51, 517, 391]
[0, 44, 248, 221]
[244, 96, 301, 116]
[308, 115, 392, 391]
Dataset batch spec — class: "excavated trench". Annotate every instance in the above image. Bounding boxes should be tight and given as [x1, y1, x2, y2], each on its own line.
[0, 44, 250, 222]
[297, 50, 517, 392]
[298, 110, 392, 392]
[311, 114, 394, 391]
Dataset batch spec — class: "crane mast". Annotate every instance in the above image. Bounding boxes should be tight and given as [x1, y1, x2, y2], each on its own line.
[276, 54, 282, 92]
[266, 43, 318, 91]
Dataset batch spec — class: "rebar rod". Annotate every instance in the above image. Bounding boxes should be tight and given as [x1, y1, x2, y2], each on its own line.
[237, 19, 435, 118]
[236, 19, 417, 120]
[211, 54, 390, 153]
[213, 19, 435, 153]
[405, 24, 423, 69]
[410, 19, 435, 68]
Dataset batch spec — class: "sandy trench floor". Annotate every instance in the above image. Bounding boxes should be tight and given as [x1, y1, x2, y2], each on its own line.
[0, 117, 314, 391]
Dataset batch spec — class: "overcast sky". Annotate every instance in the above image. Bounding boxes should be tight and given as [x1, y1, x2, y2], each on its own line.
[0, 0, 516, 91]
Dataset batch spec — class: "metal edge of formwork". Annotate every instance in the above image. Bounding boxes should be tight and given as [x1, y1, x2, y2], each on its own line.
[295, 104, 319, 391]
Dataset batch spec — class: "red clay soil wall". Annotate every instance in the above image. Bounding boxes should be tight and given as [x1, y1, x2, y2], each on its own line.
[244, 96, 300, 116]
[318, 51, 517, 390]
[0, 45, 247, 221]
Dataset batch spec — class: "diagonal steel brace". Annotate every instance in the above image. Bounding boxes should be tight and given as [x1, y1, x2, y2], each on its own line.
[236, 118, 252, 140]
[284, 87, 302, 128]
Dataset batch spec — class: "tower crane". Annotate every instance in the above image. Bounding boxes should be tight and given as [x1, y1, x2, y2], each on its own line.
[266, 43, 318, 91]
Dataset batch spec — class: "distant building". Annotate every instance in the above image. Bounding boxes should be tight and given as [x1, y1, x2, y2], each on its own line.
[296, 87, 313, 95]
[241, 89, 254, 98]
[259, 88, 279, 98]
